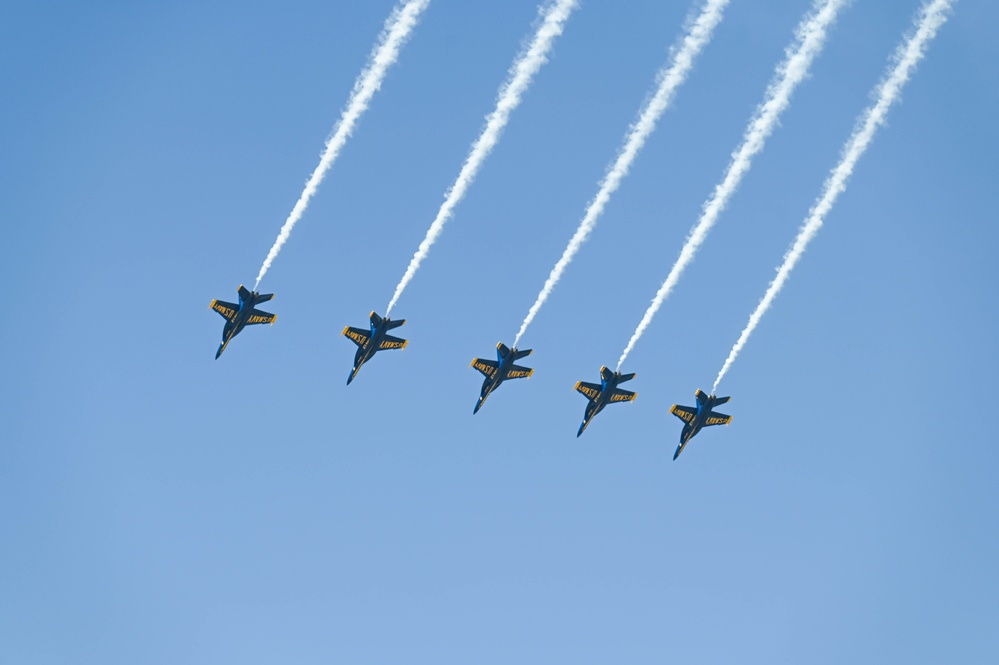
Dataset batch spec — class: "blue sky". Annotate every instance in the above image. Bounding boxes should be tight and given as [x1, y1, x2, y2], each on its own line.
[2, 1, 997, 662]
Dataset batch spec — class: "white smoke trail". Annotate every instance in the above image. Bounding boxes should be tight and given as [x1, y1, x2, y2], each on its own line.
[712, 0, 953, 392]
[513, 0, 729, 348]
[253, 0, 430, 290]
[616, 0, 847, 370]
[385, 0, 578, 315]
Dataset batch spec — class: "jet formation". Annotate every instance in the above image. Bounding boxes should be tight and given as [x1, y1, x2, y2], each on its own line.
[209, 286, 278, 359]
[573, 366, 637, 437]
[342, 311, 408, 385]
[669, 389, 732, 460]
[208, 296, 732, 453]
[470, 343, 534, 414]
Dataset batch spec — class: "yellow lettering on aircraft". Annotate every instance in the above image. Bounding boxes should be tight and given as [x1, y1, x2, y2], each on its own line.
[345, 330, 368, 345]
[706, 416, 730, 425]
[473, 361, 496, 377]
[671, 407, 694, 422]
[212, 303, 236, 318]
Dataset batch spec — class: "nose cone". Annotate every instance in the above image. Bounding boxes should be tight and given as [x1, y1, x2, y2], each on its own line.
[473, 397, 484, 414]
[346, 367, 358, 385]
[577, 419, 588, 437]
[673, 445, 682, 461]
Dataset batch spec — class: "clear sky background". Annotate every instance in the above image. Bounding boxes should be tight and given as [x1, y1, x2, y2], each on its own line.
[2, 1, 997, 662]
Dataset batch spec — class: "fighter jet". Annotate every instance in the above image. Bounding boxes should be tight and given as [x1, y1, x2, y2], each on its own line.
[669, 389, 732, 460]
[342, 311, 408, 385]
[209, 285, 277, 359]
[470, 343, 534, 414]
[573, 365, 637, 437]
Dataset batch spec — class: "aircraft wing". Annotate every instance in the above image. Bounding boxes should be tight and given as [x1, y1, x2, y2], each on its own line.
[506, 364, 533, 380]
[704, 412, 732, 427]
[210, 299, 239, 322]
[246, 308, 277, 325]
[610, 389, 636, 403]
[471, 358, 499, 379]
[670, 404, 697, 424]
[377, 334, 408, 351]
[343, 326, 371, 347]
[575, 381, 602, 402]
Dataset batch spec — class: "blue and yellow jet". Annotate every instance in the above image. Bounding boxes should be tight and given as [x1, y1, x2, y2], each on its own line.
[209, 285, 277, 359]
[342, 311, 408, 385]
[470, 343, 534, 414]
[574, 366, 637, 437]
[669, 389, 732, 460]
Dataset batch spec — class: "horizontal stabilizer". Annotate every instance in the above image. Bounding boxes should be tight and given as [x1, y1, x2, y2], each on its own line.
[254, 293, 274, 303]
[617, 372, 636, 384]
[238, 285, 253, 302]
[512, 347, 532, 361]
[385, 318, 406, 330]
[712, 395, 730, 406]
[695, 389, 709, 405]
[600, 366, 614, 383]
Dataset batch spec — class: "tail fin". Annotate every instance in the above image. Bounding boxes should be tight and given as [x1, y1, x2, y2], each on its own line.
[695, 389, 709, 405]
[600, 366, 614, 383]
[238, 285, 252, 302]
[369, 311, 383, 327]
[497, 342, 511, 359]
